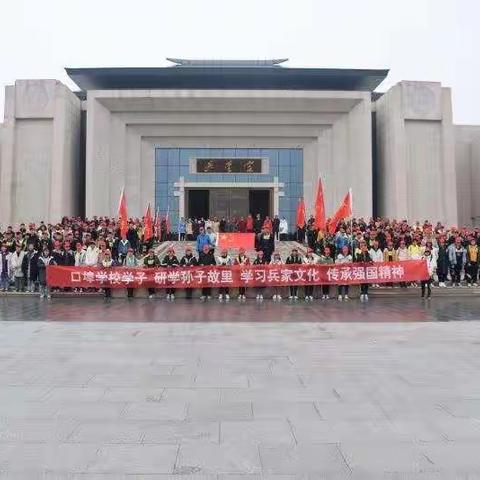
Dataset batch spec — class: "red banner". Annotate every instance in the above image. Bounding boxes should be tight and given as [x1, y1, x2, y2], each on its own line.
[217, 233, 255, 250]
[47, 260, 428, 289]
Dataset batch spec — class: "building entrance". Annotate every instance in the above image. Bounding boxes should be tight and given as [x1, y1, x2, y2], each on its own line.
[186, 188, 271, 219]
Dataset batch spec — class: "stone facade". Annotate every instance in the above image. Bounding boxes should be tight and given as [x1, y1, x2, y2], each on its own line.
[0, 80, 81, 225]
[0, 73, 478, 228]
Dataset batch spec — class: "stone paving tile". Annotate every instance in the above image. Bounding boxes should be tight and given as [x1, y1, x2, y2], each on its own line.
[0, 418, 78, 443]
[102, 387, 167, 403]
[340, 441, 437, 477]
[67, 421, 144, 444]
[123, 401, 188, 422]
[0, 443, 101, 473]
[142, 421, 219, 444]
[174, 441, 261, 474]
[55, 402, 129, 421]
[187, 401, 253, 422]
[220, 420, 295, 446]
[259, 442, 351, 476]
[87, 444, 179, 474]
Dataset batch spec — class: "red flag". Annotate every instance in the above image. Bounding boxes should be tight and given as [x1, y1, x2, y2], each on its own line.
[328, 189, 352, 234]
[314, 177, 326, 232]
[143, 203, 153, 241]
[296, 198, 306, 229]
[218, 233, 255, 250]
[117, 188, 128, 238]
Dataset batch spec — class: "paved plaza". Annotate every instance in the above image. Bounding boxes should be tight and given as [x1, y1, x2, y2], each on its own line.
[1, 298, 480, 478]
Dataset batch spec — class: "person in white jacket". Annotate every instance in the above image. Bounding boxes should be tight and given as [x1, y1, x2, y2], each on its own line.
[9, 244, 26, 292]
[279, 217, 289, 241]
[336, 245, 352, 300]
[302, 248, 317, 301]
[85, 242, 99, 267]
[368, 240, 384, 288]
[421, 249, 436, 299]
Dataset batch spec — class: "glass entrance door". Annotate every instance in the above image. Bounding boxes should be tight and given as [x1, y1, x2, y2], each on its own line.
[209, 188, 249, 219]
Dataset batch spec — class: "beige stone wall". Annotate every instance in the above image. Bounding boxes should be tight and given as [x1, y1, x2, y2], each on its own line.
[0, 80, 81, 226]
[455, 125, 480, 227]
[375, 81, 458, 225]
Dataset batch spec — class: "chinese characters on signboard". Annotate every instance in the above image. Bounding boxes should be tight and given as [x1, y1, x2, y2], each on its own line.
[196, 158, 262, 174]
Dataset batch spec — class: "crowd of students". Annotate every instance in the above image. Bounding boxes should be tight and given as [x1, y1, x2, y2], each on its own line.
[0, 215, 478, 300]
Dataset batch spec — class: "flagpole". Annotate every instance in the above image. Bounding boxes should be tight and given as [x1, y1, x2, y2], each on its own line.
[349, 187, 353, 259]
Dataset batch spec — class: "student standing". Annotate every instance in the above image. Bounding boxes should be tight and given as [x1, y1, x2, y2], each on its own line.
[161, 248, 180, 300]
[253, 250, 268, 301]
[235, 247, 250, 301]
[318, 245, 334, 300]
[302, 248, 317, 301]
[198, 244, 216, 301]
[336, 245, 352, 301]
[270, 252, 284, 301]
[355, 243, 372, 301]
[180, 246, 198, 299]
[421, 250, 436, 299]
[285, 248, 302, 300]
[217, 248, 233, 301]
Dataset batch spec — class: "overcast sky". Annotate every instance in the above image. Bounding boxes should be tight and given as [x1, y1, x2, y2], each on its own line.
[1, 0, 478, 123]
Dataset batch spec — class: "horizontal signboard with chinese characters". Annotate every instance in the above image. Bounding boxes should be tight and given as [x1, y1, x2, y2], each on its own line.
[46, 261, 428, 289]
[196, 158, 262, 174]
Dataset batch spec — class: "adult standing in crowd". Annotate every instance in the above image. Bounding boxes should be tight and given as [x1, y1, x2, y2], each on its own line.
[257, 227, 275, 263]
[279, 217, 289, 241]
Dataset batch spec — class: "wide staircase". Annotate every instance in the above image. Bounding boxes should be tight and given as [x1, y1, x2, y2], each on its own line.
[155, 239, 307, 261]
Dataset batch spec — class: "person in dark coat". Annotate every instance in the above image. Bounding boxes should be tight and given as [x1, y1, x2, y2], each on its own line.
[63, 241, 75, 266]
[355, 242, 372, 301]
[285, 248, 302, 299]
[198, 244, 216, 301]
[272, 215, 280, 241]
[253, 251, 268, 300]
[179, 245, 198, 299]
[256, 227, 275, 263]
[22, 243, 39, 292]
[161, 247, 179, 300]
[436, 236, 449, 287]
[253, 214, 263, 234]
[37, 248, 56, 299]
[51, 240, 65, 266]
[143, 248, 160, 298]
[127, 224, 139, 251]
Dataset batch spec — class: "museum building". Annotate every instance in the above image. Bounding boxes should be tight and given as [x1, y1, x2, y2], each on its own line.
[1, 58, 479, 229]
